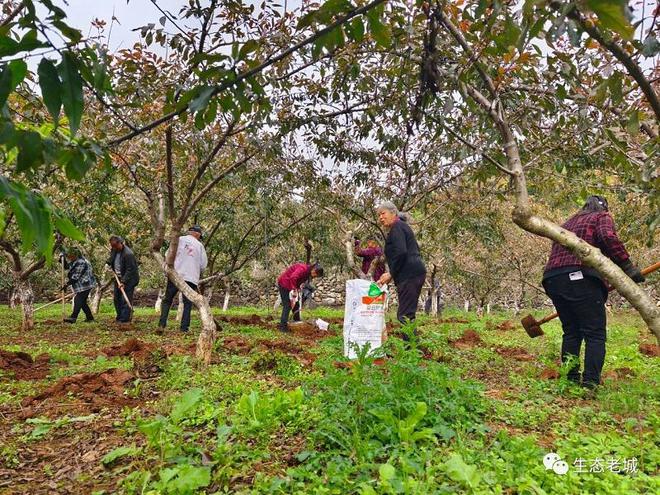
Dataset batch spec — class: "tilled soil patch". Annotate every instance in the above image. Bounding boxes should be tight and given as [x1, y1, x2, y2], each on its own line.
[20, 369, 137, 417]
[639, 343, 659, 357]
[494, 346, 535, 361]
[450, 329, 484, 349]
[0, 349, 51, 380]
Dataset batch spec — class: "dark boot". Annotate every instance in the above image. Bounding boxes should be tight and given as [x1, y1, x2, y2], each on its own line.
[63, 317, 76, 323]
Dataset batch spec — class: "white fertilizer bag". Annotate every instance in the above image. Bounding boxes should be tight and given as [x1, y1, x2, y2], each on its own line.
[343, 280, 388, 359]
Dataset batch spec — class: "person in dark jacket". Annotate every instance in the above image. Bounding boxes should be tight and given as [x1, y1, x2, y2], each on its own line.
[106, 235, 140, 323]
[376, 202, 426, 334]
[354, 238, 386, 281]
[542, 196, 644, 389]
[277, 261, 323, 332]
[62, 248, 96, 323]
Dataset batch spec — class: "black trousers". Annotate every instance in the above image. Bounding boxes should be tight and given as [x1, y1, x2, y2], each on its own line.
[70, 289, 93, 321]
[279, 285, 300, 329]
[396, 274, 426, 327]
[542, 273, 608, 386]
[113, 282, 136, 323]
[159, 280, 197, 331]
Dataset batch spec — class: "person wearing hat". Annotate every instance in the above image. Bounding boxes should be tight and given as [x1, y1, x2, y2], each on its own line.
[106, 235, 140, 323]
[277, 261, 324, 332]
[158, 226, 208, 333]
[542, 196, 645, 390]
[62, 247, 97, 323]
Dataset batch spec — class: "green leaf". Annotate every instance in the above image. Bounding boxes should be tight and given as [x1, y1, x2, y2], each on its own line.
[608, 72, 622, 105]
[170, 388, 203, 423]
[444, 454, 481, 489]
[52, 20, 83, 43]
[8, 60, 27, 88]
[101, 445, 141, 466]
[626, 109, 639, 135]
[238, 39, 259, 60]
[38, 58, 63, 124]
[54, 215, 84, 240]
[0, 37, 19, 58]
[59, 52, 84, 136]
[378, 463, 396, 482]
[641, 35, 660, 57]
[367, 12, 390, 48]
[188, 86, 215, 113]
[345, 18, 365, 42]
[297, 12, 316, 29]
[586, 0, 634, 40]
[0, 64, 13, 109]
[16, 130, 44, 172]
[168, 465, 211, 493]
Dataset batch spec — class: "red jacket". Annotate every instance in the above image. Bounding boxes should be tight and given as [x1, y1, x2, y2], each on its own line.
[355, 241, 386, 281]
[277, 263, 312, 291]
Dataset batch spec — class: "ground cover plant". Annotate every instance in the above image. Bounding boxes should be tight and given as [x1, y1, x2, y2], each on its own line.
[0, 303, 657, 494]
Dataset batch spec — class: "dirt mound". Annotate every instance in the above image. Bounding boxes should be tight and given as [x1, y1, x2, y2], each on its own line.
[450, 329, 484, 349]
[496, 320, 515, 331]
[101, 338, 155, 362]
[639, 343, 660, 357]
[539, 367, 560, 380]
[494, 346, 534, 361]
[288, 322, 336, 340]
[0, 349, 50, 380]
[222, 336, 317, 367]
[603, 367, 636, 381]
[437, 317, 470, 324]
[222, 336, 254, 355]
[22, 368, 135, 412]
[215, 314, 274, 328]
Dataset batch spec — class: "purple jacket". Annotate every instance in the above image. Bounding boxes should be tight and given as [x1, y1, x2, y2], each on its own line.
[355, 241, 386, 281]
[277, 263, 312, 291]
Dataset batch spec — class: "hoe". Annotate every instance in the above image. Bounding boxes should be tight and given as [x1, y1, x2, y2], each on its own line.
[521, 261, 660, 337]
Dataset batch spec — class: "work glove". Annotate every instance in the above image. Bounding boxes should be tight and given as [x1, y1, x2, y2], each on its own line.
[620, 259, 645, 283]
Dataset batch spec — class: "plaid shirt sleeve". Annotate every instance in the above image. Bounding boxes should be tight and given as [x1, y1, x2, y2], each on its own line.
[68, 260, 85, 283]
[595, 213, 630, 264]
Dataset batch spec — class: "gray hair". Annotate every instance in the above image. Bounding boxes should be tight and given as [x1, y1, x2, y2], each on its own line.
[376, 201, 398, 215]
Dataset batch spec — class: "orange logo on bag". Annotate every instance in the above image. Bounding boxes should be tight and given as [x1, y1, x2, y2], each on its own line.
[362, 294, 386, 305]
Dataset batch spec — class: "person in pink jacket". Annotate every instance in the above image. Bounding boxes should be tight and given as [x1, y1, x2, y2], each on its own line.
[277, 262, 323, 332]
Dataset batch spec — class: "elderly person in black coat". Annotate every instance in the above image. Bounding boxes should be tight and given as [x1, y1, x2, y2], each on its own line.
[376, 202, 426, 334]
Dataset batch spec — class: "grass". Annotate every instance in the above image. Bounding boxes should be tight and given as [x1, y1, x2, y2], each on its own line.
[0, 302, 658, 494]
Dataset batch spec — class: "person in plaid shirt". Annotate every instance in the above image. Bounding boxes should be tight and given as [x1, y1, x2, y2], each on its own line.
[62, 248, 97, 323]
[542, 196, 644, 389]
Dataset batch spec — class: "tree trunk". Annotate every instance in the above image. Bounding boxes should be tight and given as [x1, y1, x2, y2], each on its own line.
[155, 288, 163, 313]
[222, 282, 230, 312]
[176, 292, 184, 322]
[344, 231, 369, 280]
[153, 251, 217, 365]
[91, 278, 110, 315]
[16, 277, 35, 331]
[463, 300, 470, 312]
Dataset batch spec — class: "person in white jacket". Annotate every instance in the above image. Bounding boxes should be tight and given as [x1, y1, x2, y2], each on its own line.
[157, 226, 208, 333]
